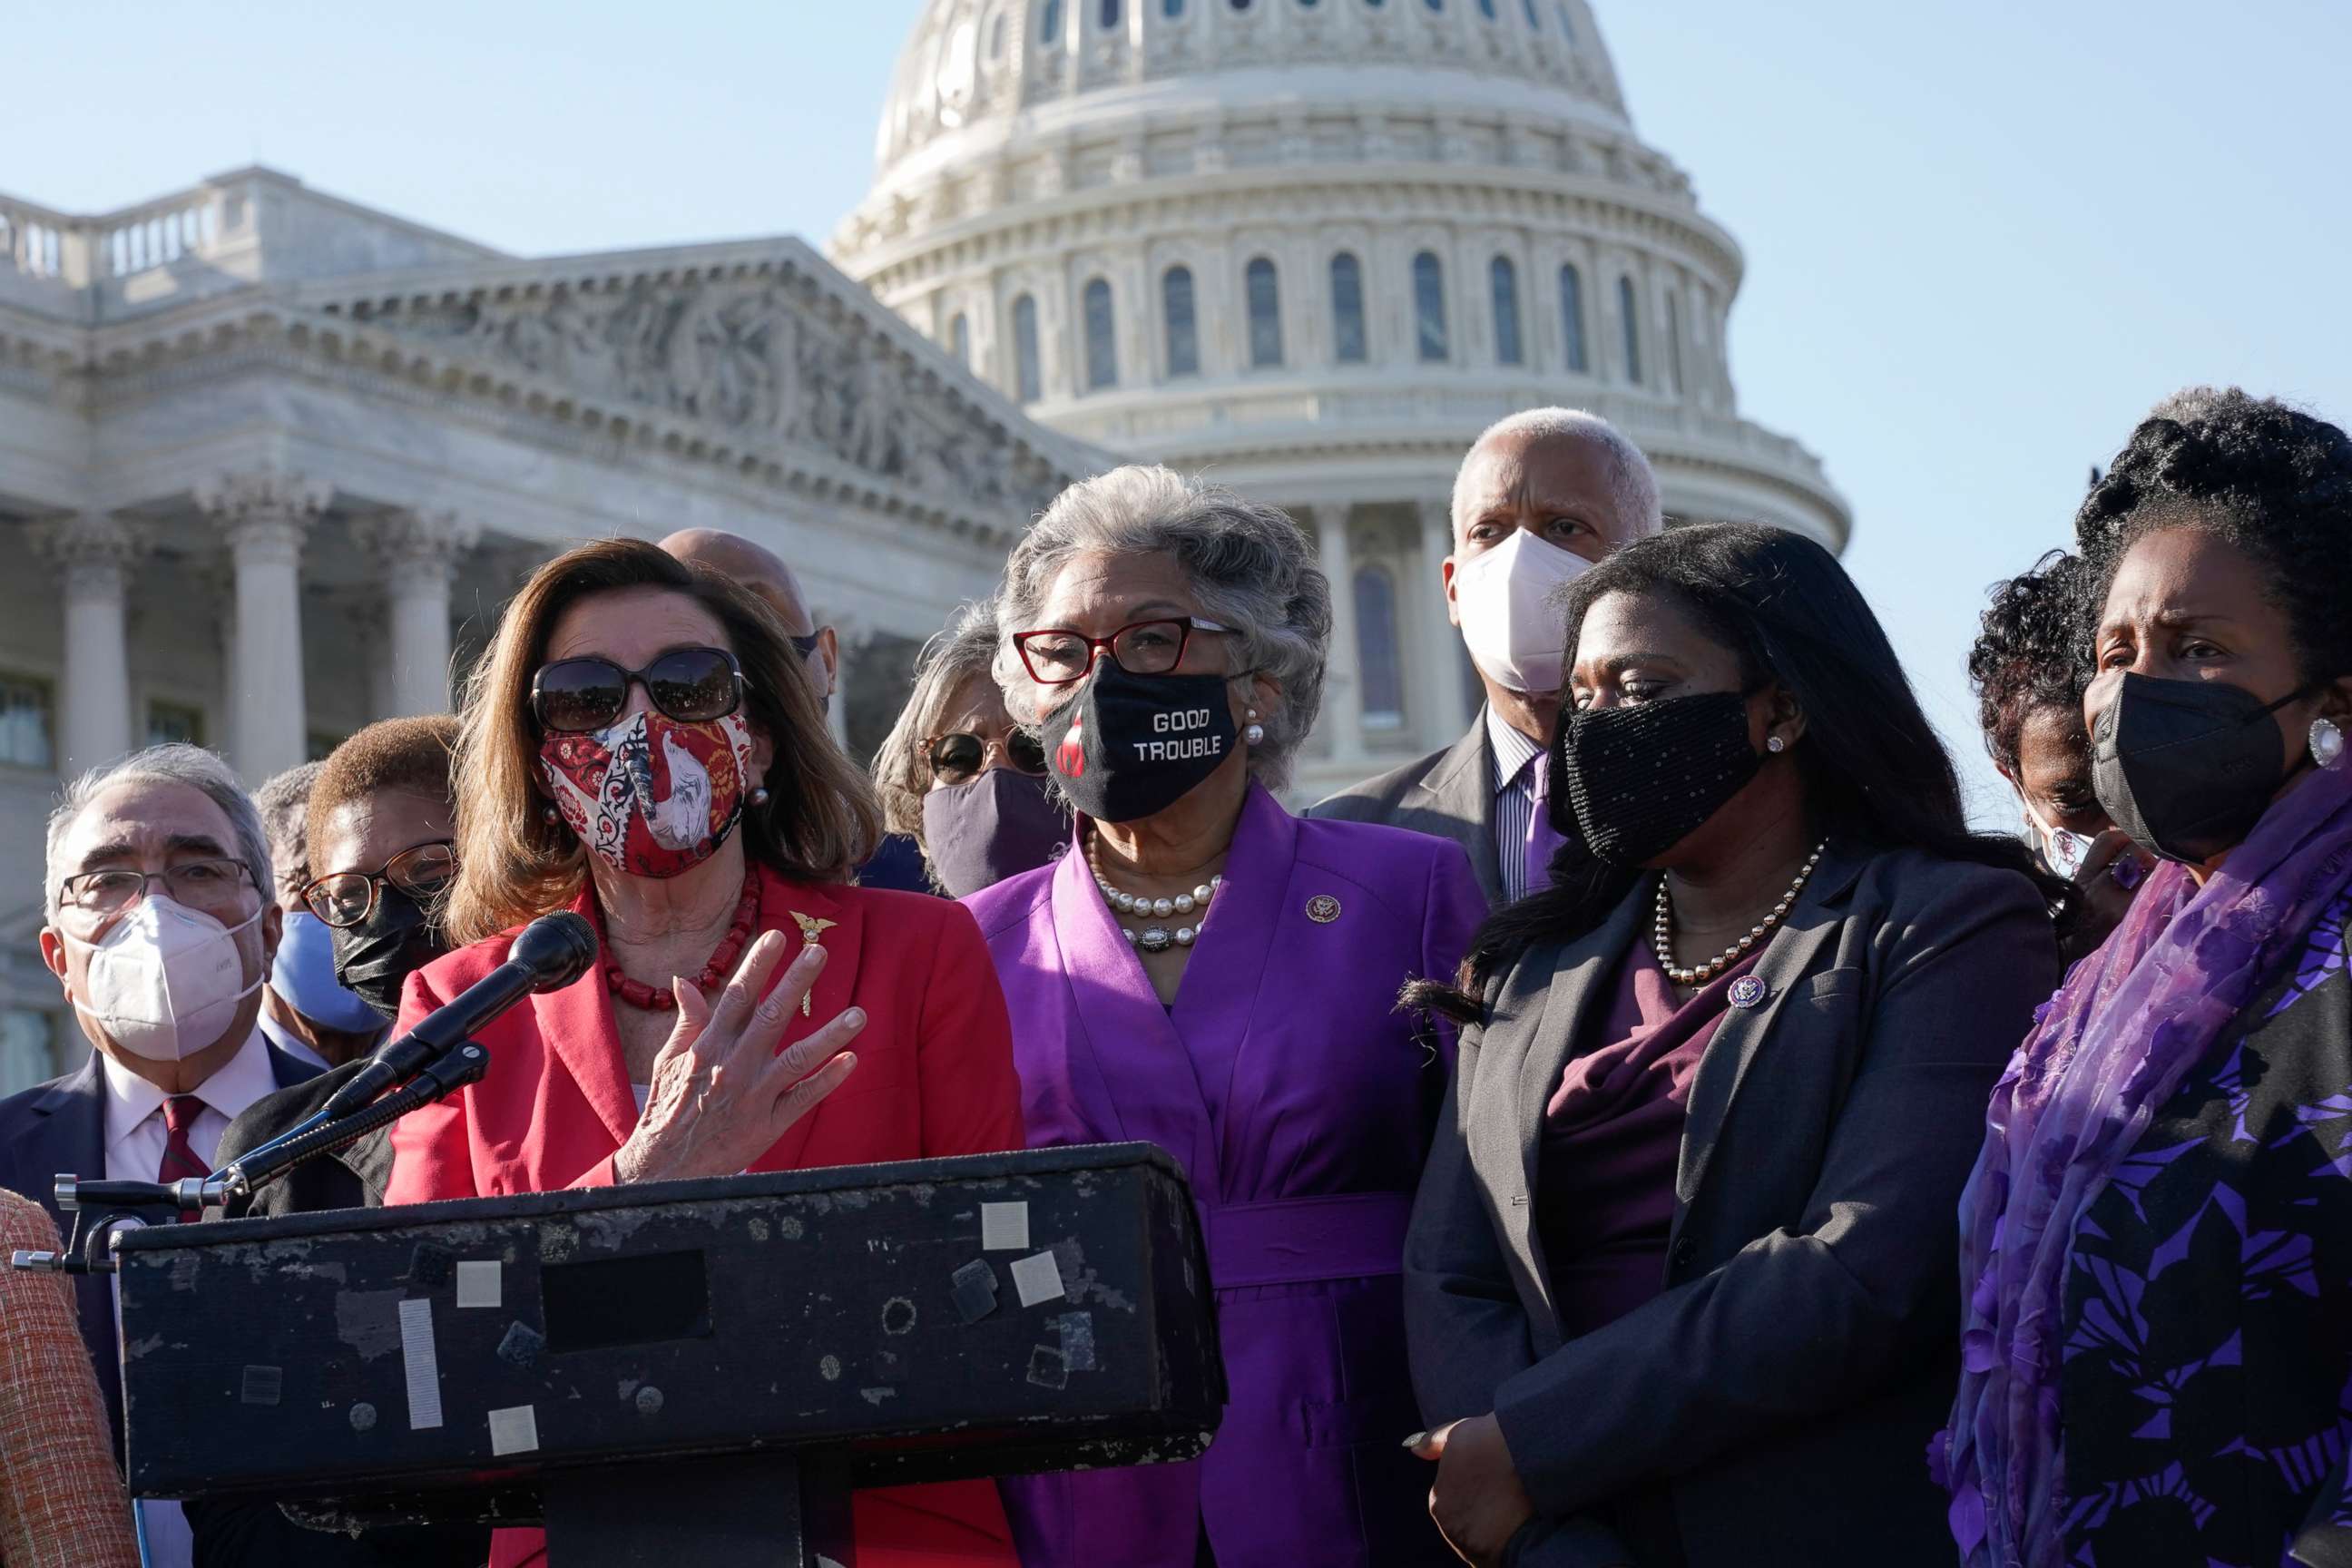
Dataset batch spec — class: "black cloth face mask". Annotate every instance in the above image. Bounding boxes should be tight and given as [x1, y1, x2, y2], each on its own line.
[920, 768, 1071, 898]
[1553, 690, 1763, 867]
[2092, 671, 2304, 866]
[329, 887, 450, 1023]
[1041, 659, 1239, 825]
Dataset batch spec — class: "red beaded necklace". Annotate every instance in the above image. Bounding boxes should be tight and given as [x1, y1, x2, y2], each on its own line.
[601, 867, 762, 1013]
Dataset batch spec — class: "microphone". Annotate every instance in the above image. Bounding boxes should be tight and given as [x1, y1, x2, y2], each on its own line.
[318, 911, 598, 1120]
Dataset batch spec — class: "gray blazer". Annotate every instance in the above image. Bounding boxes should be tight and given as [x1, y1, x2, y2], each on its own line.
[1309, 720, 1506, 908]
[1404, 840, 2056, 1568]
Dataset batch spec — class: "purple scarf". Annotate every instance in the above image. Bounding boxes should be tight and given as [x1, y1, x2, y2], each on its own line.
[1937, 761, 2352, 1565]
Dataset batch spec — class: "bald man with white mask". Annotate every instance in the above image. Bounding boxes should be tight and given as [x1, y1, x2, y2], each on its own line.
[0, 744, 320, 1566]
[1309, 408, 1664, 906]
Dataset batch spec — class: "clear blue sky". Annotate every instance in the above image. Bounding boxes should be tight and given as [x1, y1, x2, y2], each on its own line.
[7, 1, 2347, 822]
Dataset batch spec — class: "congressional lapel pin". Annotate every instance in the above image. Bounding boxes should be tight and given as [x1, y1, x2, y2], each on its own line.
[1306, 895, 1342, 925]
[1728, 975, 1767, 1010]
[789, 912, 838, 1016]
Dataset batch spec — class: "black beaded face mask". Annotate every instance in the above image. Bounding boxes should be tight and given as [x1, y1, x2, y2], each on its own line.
[1553, 691, 1763, 867]
[328, 887, 449, 1023]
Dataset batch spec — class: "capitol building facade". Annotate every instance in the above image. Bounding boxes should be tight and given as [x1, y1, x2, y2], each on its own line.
[0, 0, 1842, 1088]
[838, 0, 1848, 798]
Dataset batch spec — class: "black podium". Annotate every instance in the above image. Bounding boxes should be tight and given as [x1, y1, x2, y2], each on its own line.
[112, 1142, 1223, 1566]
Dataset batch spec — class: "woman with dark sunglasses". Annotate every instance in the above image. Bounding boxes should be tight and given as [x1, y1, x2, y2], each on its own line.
[874, 598, 1068, 897]
[964, 466, 1485, 1568]
[383, 538, 1026, 1568]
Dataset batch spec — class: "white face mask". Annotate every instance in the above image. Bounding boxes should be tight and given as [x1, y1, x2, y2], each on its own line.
[1451, 529, 1592, 696]
[2022, 801, 2093, 880]
[62, 896, 265, 1062]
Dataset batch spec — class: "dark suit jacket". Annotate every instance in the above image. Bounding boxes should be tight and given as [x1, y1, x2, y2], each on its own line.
[213, 1060, 393, 1220]
[0, 1039, 319, 1459]
[1404, 841, 2057, 1568]
[1308, 720, 1505, 908]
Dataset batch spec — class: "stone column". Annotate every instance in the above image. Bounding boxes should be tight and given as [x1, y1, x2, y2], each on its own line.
[354, 509, 479, 717]
[1298, 505, 1367, 764]
[197, 470, 329, 784]
[1416, 497, 1476, 743]
[41, 514, 141, 779]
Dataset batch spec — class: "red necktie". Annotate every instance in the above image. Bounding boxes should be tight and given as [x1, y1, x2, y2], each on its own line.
[159, 1094, 208, 1220]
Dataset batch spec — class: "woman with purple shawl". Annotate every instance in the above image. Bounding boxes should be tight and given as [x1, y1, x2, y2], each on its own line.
[1942, 389, 2352, 1568]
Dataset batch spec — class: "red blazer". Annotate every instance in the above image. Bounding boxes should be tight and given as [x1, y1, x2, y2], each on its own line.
[386, 864, 1024, 1568]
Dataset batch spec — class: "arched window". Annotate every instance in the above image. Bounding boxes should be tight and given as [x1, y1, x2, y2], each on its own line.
[949, 313, 971, 370]
[1100, 0, 1122, 24]
[1559, 262, 1588, 372]
[1163, 0, 1185, 13]
[1489, 255, 1523, 366]
[1617, 276, 1642, 385]
[1040, 0, 1063, 42]
[1477, 0, 1496, 15]
[1246, 257, 1283, 368]
[1329, 252, 1367, 364]
[1354, 565, 1406, 726]
[1413, 250, 1449, 363]
[1013, 294, 1042, 403]
[1230, 0, 1252, 10]
[1161, 266, 1199, 377]
[1664, 290, 1684, 396]
[1423, 0, 1443, 8]
[1083, 278, 1117, 390]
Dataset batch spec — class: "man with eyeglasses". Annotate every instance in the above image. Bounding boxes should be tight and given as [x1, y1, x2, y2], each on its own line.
[0, 743, 320, 1568]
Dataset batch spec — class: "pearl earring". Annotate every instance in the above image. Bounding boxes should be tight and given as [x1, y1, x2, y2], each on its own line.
[2311, 717, 2346, 771]
[1766, 735, 1787, 755]
[1242, 708, 1266, 748]
[541, 803, 560, 825]
[749, 787, 772, 808]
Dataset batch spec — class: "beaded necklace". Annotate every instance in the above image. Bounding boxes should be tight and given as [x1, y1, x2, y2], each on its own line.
[601, 867, 762, 1012]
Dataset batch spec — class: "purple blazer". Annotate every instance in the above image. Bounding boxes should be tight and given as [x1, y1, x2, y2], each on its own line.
[965, 783, 1485, 1568]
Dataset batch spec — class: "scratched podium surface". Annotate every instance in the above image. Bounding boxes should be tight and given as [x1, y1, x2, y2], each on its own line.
[114, 1142, 1222, 1517]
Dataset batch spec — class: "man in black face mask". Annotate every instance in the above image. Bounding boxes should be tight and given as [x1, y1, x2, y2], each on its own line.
[211, 714, 461, 1220]
[189, 717, 486, 1568]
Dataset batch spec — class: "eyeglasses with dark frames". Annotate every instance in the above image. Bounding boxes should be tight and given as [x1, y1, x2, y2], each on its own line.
[530, 646, 747, 734]
[1011, 617, 1233, 687]
[301, 841, 457, 929]
[58, 858, 256, 917]
[926, 730, 1048, 784]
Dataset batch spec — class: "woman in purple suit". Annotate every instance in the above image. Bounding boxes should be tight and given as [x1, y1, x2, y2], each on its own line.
[962, 466, 1485, 1568]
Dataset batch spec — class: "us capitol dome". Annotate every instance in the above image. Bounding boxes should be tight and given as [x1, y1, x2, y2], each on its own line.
[834, 0, 1850, 792]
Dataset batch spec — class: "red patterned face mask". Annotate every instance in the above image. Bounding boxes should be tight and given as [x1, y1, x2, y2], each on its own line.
[539, 710, 756, 879]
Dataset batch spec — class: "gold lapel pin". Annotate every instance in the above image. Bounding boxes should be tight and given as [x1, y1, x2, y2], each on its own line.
[789, 912, 838, 1015]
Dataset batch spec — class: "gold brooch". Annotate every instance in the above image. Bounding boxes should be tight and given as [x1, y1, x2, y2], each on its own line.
[1306, 895, 1342, 925]
[789, 912, 838, 1014]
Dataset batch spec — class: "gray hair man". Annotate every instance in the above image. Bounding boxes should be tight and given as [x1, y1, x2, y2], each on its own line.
[1310, 407, 1665, 906]
[0, 744, 322, 1556]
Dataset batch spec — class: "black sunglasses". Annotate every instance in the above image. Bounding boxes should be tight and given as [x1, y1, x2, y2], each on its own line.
[927, 730, 1047, 784]
[530, 647, 746, 734]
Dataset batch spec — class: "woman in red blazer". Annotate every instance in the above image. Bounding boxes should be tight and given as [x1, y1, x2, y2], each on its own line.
[386, 538, 1024, 1568]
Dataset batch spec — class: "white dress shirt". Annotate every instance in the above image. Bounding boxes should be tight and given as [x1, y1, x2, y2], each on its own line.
[99, 1025, 279, 1568]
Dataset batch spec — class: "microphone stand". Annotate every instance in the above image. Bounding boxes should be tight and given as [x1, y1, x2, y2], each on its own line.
[7, 1042, 490, 1277]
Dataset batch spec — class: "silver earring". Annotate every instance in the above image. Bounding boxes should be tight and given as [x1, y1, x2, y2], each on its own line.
[2311, 717, 2346, 771]
[1767, 735, 1787, 754]
[749, 786, 772, 808]
[541, 803, 560, 825]
[1242, 708, 1266, 747]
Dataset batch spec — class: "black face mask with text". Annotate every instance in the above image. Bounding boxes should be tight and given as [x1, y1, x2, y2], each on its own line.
[1043, 659, 1239, 824]
[2092, 671, 2305, 866]
[1553, 690, 1763, 867]
[329, 887, 451, 1023]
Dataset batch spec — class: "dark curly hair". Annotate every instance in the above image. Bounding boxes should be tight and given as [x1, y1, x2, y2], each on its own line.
[1966, 551, 2094, 777]
[2074, 387, 2352, 685]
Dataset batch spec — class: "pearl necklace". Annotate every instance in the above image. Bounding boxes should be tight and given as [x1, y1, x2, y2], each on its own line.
[1651, 840, 1827, 986]
[1086, 832, 1223, 955]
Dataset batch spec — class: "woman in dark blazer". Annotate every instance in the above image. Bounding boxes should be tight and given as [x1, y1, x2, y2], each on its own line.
[1401, 524, 2062, 1568]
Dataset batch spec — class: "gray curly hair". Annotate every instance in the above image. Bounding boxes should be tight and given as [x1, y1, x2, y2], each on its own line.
[874, 598, 1003, 852]
[44, 744, 274, 921]
[993, 465, 1331, 792]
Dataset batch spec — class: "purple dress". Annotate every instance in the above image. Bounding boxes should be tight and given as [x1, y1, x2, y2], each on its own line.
[964, 784, 1485, 1568]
